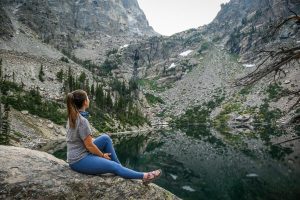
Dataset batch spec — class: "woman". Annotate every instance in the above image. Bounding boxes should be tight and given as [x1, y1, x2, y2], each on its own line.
[66, 89, 161, 185]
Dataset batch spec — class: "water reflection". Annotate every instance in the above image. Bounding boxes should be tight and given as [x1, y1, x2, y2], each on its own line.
[53, 126, 300, 200]
[112, 127, 300, 200]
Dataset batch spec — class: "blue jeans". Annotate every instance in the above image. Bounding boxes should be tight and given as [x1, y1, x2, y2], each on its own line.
[69, 134, 144, 179]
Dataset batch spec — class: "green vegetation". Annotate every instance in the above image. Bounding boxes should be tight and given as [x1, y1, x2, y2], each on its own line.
[62, 67, 91, 95]
[180, 59, 196, 73]
[183, 32, 202, 47]
[212, 36, 222, 43]
[60, 66, 149, 131]
[53, 146, 67, 160]
[266, 83, 283, 100]
[256, 101, 282, 124]
[101, 58, 118, 75]
[137, 78, 172, 92]
[106, 48, 118, 57]
[89, 79, 149, 132]
[61, 48, 120, 76]
[213, 102, 242, 133]
[60, 57, 69, 63]
[0, 103, 10, 145]
[252, 98, 284, 143]
[0, 81, 66, 125]
[295, 109, 300, 136]
[212, 90, 258, 136]
[171, 91, 225, 130]
[145, 93, 165, 105]
[197, 42, 210, 54]
[0, 77, 148, 133]
[56, 69, 64, 83]
[0, 58, 2, 80]
[269, 145, 293, 161]
[38, 64, 45, 82]
[239, 85, 253, 95]
[62, 49, 97, 71]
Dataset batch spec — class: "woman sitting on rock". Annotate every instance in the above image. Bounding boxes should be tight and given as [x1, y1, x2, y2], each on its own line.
[66, 89, 161, 185]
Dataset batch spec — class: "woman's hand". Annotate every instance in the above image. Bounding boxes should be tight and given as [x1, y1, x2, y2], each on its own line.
[102, 153, 111, 160]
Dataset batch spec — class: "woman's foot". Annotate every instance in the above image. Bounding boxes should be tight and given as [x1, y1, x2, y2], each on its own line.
[142, 169, 162, 185]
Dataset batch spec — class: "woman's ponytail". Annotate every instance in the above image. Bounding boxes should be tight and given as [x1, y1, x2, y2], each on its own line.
[67, 92, 78, 129]
[66, 90, 88, 129]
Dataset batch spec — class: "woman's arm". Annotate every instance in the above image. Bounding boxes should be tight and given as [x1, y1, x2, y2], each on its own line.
[83, 135, 104, 157]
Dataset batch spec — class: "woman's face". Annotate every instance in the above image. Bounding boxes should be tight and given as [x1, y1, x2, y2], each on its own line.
[85, 95, 90, 109]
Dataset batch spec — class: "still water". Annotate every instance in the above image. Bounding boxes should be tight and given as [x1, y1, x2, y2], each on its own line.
[54, 126, 300, 200]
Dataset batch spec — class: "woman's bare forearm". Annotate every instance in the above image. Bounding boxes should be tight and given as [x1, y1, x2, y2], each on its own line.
[84, 135, 104, 157]
[86, 145, 104, 157]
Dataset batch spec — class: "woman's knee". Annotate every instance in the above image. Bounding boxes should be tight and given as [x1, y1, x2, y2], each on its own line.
[101, 133, 112, 143]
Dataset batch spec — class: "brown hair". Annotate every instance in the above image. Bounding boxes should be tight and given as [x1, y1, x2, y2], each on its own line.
[66, 89, 87, 128]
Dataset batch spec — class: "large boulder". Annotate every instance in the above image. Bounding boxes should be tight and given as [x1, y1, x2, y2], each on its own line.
[0, 145, 180, 200]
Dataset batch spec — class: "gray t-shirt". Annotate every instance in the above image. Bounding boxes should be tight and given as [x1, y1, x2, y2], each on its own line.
[66, 114, 92, 164]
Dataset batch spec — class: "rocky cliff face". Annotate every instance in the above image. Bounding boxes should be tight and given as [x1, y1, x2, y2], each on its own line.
[1, 0, 155, 38]
[206, 0, 300, 55]
[0, 145, 180, 200]
[0, 0, 157, 61]
[0, 7, 14, 40]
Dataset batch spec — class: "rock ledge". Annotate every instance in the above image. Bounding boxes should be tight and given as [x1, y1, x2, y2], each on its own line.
[0, 145, 180, 200]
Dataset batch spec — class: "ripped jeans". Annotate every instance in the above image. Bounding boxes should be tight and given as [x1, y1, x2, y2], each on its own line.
[69, 134, 144, 179]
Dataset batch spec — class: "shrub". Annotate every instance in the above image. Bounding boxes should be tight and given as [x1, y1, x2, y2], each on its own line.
[60, 57, 69, 63]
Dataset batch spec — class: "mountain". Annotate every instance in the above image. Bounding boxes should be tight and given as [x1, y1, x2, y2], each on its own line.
[0, 0, 157, 135]
[0, 0, 157, 61]
[206, 0, 300, 55]
[105, 0, 300, 125]
[1, 0, 300, 145]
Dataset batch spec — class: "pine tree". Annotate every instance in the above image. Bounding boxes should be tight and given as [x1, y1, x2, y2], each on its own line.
[121, 81, 126, 96]
[39, 64, 45, 82]
[106, 90, 113, 110]
[56, 69, 64, 83]
[67, 66, 73, 91]
[85, 79, 90, 95]
[78, 72, 86, 84]
[0, 58, 2, 81]
[91, 83, 95, 98]
[0, 103, 10, 145]
[12, 71, 15, 83]
[0, 102, 2, 139]
[95, 84, 104, 108]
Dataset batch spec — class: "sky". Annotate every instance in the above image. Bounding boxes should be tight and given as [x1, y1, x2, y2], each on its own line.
[137, 0, 230, 36]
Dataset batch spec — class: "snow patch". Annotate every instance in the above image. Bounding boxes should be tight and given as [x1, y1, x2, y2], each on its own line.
[297, 41, 300, 44]
[246, 173, 258, 178]
[180, 50, 193, 57]
[182, 185, 196, 192]
[127, 14, 136, 23]
[243, 64, 256, 68]
[120, 44, 129, 49]
[170, 174, 178, 180]
[168, 63, 176, 70]
[284, 80, 291, 84]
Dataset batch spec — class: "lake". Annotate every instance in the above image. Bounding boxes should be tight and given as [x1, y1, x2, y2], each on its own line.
[54, 126, 300, 200]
